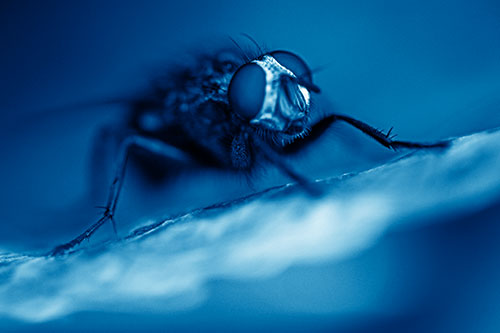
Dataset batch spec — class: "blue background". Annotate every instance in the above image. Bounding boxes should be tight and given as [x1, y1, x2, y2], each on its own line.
[1, 0, 500, 331]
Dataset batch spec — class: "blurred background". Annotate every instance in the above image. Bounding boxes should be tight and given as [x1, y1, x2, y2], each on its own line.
[1, 0, 500, 331]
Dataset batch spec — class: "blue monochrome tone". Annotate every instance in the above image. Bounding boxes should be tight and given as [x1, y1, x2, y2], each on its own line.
[1, 1, 500, 332]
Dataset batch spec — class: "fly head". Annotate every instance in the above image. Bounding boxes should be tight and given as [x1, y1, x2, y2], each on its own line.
[228, 50, 320, 145]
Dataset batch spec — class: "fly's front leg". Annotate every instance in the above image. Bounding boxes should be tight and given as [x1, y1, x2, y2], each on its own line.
[331, 115, 449, 150]
[273, 113, 449, 195]
[283, 114, 449, 154]
[50, 135, 194, 256]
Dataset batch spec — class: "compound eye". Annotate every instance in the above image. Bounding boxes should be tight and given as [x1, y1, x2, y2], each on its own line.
[269, 50, 320, 93]
[228, 63, 266, 120]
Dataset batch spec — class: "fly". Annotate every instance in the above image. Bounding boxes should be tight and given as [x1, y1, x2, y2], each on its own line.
[50, 39, 448, 255]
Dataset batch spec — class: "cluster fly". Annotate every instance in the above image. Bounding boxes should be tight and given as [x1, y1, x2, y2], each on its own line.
[50, 37, 448, 255]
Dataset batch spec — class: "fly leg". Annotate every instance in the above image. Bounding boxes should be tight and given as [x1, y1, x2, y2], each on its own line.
[330, 114, 449, 150]
[274, 114, 449, 194]
[253, 135, 321, 195]
[282, 114, 449, 154]
[49, 134, 194, 256]
[89, 126, 123, 202]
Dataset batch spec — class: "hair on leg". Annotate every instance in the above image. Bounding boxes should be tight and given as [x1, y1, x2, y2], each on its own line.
[283, 114, 449, 154]
[332, 114, 449, 150]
